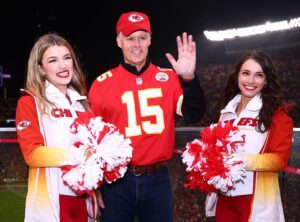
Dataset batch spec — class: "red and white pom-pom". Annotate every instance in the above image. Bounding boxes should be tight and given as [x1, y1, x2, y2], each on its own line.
[182, 121, 246, 194]
[61, 112, 133, 194]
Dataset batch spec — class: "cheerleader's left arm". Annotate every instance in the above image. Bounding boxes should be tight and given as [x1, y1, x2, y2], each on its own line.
[243, 109, 293, 171]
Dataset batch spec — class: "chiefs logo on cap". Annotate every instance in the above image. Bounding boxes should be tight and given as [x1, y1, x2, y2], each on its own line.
[17, 120, 31, 132]
[128, 14, 144, 23]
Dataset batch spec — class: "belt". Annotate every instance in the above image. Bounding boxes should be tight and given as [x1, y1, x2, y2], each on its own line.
[127, 161, 166, 175]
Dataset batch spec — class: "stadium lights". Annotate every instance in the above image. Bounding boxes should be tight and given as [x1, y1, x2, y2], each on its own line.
[204, 16, 300, 41]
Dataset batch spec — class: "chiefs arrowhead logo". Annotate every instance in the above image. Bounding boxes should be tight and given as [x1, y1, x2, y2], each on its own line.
[17, 120, 31, 131]
[128, 14, 144, 22]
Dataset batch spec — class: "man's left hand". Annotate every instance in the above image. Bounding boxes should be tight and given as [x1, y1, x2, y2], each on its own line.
[165, 32, 196, 79]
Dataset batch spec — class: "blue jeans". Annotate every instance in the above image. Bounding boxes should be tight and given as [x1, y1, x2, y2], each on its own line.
[100, 166, 173, 222]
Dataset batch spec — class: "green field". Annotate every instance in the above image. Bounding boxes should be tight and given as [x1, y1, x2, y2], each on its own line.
[0, 185, 26, 222]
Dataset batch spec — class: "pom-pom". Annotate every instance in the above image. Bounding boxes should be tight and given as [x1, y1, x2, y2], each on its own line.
[61, 112, 133, 194]
[182, 121, 246, 194]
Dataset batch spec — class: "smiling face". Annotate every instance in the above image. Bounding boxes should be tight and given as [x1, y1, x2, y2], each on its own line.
[117, 30, 151, 71]
[238, 58, 267, 104]
[39, 45, 73, 95]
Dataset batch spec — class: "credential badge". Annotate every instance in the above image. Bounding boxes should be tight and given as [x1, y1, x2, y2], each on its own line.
[155, 72, 169, 82]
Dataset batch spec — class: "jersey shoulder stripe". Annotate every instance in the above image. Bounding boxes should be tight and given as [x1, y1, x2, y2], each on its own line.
[156, 66, 174, 72]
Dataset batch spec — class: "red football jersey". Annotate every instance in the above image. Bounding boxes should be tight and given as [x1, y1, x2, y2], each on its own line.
[89, 63, 183, 165]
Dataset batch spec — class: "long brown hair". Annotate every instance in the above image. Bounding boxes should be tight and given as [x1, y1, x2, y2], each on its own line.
[26, 33, 89, 113]
[222, 51, 285, 132]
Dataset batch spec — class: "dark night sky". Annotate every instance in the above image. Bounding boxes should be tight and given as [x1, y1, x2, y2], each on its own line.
[1, 0, 299, 97]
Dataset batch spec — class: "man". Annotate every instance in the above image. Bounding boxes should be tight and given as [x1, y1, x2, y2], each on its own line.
[89, 11, 205, 222]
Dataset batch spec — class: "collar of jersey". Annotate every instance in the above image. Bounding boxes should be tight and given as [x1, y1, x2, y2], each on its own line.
[121, 57, 150, 76]
[221, 93, 262, 114]
[45, 80, 87, 102]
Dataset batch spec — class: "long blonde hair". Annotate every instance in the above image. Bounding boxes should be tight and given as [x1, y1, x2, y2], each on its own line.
[26, 33, 89, 113]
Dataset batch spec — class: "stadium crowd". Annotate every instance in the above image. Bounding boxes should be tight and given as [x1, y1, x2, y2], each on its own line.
[0, 140, 27, 184]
